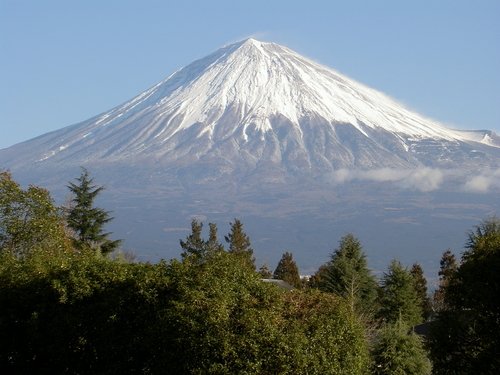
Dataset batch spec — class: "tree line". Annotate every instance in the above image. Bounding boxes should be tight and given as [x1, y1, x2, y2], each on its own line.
[0, 169, 499, 374]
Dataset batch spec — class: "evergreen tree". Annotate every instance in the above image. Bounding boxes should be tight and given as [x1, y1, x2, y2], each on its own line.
[316, 234, 378, 315]
[206, 222, 224, 254]
[371, 319, 432, 375]
[429, 218, 500, 374]
[273, 251, 301, 288]
[432, 249, 458, 312]
[66, 168, 121, 255]
[180, 219, 205, 260]
[224, 219, 255, 270]
[379, 260, 423, 327]
[180, 220, 224, 262]
[410, 263, 432, 321]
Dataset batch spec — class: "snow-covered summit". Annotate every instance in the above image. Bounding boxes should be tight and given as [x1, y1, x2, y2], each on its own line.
[1, 39, 499, 171]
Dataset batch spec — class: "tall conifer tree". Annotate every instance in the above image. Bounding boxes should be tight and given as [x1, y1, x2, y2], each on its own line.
[225, 219, 255, 270]
[432, 249, 458, 312]
[379, 260, 423, 327]
[316, 234, 378, 314]
[66, 168, 120, 255]
[273, 251, 301, 288]
[410, 263, 432, 321]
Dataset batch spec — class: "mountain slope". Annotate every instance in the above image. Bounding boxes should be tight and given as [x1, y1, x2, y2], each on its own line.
[1, 38, 499, 176]
[1, 39, 499, 274]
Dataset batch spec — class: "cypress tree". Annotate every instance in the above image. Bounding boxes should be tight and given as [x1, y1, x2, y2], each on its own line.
[66, 168, 120, 255]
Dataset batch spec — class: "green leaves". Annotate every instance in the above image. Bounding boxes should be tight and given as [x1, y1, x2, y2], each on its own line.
[371, 320, 431, 375]
[0, 171, 70, 258]
[273, 251, 301, 288]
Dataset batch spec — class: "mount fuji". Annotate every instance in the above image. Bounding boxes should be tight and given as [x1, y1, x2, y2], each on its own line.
[1, 39, 499, 275]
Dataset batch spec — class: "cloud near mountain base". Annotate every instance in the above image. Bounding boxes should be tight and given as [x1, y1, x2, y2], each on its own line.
[462, 168, 500, 193]
[329, 167, 443, 191]
[328, 167, 500, 193]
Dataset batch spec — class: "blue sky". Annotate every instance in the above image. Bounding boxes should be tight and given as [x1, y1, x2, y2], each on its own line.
[1, 0, 499, 149]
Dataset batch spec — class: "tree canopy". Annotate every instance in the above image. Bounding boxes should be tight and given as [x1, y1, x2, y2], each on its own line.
[0, 171, 70, 258]
[371, 319, 431, 375]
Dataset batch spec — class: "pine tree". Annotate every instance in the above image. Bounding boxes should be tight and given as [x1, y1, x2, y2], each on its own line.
[66, 168, 120, 255]
[224, 219, 255, 270]
[379, 260, 423, 327]
[316, 234, 378, 315]
[410, 263, 432, 321]
[273, 251, 301, 288]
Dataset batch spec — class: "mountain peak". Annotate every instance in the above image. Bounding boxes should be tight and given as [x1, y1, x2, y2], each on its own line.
[1, 39, 498, 171]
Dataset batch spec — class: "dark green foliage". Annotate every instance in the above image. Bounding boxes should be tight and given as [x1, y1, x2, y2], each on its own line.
[410, 263, 432, 321]
[314, 234, 378, 315]
[166, 251, 369, 374]
[66, 168, 120, 255]
[0, 171, 70, 257]
[0, 251, 172, 374]
[179, 219, 205, 259]
[379, 260, 423, 327]
[281, 289, 370, 375]
[432, 249, 458, 312]
[206, 222, 224, 253]
[429, 218, 500, 374]
[225, 218, 255, 270]
[273, 251, 301, 288]
[0, 246, 369, 374]
[180, 220, 224, 262]
[371, 320, 431, 375]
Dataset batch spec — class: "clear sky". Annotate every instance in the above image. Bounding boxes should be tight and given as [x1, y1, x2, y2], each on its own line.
[1, 0, 499, 149]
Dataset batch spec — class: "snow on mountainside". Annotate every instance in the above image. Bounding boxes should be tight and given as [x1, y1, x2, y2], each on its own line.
[1, 38, 499, 174]
[1, 39, 499, 272]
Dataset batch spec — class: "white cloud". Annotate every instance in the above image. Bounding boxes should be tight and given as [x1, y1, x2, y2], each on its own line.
[462, 168, 500, 193]
[329, 167, 444, 192]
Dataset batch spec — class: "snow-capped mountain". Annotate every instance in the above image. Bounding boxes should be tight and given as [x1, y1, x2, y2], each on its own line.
[1, 39, 499, 273]
[1, 38, 499, 175]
